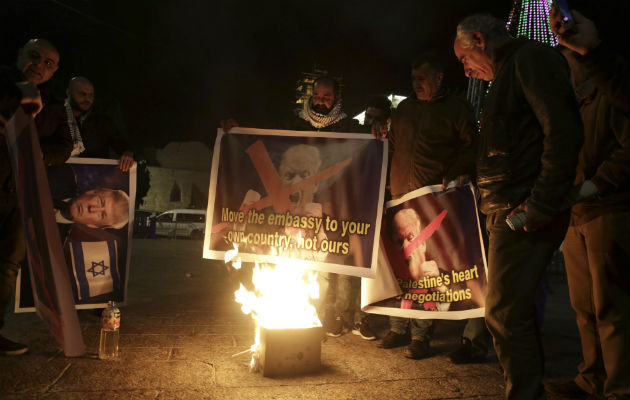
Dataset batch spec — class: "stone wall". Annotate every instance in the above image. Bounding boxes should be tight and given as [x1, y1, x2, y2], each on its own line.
[140, 167, 210, 213]
[139, 141, 212, 213]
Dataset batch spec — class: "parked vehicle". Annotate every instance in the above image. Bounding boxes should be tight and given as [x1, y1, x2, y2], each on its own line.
[154, 209, 206, 239]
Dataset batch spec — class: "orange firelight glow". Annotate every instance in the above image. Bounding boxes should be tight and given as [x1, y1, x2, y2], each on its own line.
[225, 246, 321, 371]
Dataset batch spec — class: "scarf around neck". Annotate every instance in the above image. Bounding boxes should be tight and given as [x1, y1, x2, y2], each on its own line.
[64, 98, 85, 157]
[299, 97, 347, 129]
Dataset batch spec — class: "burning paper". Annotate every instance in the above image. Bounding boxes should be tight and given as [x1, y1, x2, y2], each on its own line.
[226, 247, 322, 375]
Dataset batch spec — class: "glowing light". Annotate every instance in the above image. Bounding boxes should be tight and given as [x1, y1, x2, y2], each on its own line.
[227, 246, 321, 371]
[506, 0, 558, 46]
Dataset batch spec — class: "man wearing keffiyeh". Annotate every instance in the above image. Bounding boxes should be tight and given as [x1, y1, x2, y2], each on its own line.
[64, 76, 134, 171]
[286, 76, 362, 133]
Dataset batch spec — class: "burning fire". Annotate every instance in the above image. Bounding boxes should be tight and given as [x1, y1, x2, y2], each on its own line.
[225, 245, 321, 371]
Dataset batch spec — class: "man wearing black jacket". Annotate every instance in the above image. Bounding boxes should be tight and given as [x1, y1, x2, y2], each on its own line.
[64, 76, 134, 171]
[454, 14, 584, 399]
[0, 39, 72, 356]
[374, 54, 481, 361]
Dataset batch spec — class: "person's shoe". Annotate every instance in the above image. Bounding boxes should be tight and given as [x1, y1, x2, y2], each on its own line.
[352, 320, 376, 341]
[325, 316, 346, 337]
[0, 335, 29, 356]
[378, 330, 410, 348]
[545, 379, 591, 399]
[447, 338, 487, 364]
[405, 339, 430, 360]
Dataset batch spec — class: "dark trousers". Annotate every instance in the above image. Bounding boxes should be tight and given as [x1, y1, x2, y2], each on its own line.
[563, 212, 630, 398]
[321, 273, 365, 327]
[0, 203, 25, 330]
[389, 316, 487, 350]
[485, 209, 569, 400]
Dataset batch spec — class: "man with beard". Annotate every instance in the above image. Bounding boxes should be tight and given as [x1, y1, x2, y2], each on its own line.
[221, 76, 366, 336]
[374, 53, 483, 362]
[64, 76, 134, 171]
[222, 76, 363, 134]
[1, 38, 72, 355]
[286, 76, 362, 132]
[453, 14, 583, 398]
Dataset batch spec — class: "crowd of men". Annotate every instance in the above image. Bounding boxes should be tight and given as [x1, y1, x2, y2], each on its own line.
[1, 5, 628, 399]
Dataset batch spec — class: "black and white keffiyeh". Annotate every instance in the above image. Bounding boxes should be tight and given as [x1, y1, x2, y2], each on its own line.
[298, 97, 347, 129]
[64, 98, 85, 157]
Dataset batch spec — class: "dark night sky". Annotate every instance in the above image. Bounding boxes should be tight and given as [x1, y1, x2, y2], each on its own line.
[0, 0, 570, 152]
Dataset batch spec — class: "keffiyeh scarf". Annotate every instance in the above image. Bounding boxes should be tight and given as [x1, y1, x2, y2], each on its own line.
[299, 98, 347, 129]
[64, 98, 85, 157]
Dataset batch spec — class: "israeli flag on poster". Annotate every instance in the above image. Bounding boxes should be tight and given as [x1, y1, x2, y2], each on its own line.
[69, 241, 120, 300]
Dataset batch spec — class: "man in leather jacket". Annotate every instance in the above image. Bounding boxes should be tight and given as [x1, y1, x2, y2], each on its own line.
[454, 14, 584, 399]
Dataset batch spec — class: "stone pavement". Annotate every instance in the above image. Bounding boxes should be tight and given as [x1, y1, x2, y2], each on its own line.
[0, 239, 581, 399]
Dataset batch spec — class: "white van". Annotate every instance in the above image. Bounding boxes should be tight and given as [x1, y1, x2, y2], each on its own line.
[154, 209, 206, 239]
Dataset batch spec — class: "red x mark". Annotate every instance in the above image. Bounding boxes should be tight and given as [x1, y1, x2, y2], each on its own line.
[212, 139, 351, 233]
[403, 209, 447, 259]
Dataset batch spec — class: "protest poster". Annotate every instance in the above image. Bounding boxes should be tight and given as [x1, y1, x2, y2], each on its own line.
[5, 108, 85, 356]
[16, 157, 136, 311]
[204, 128, 387, 278]
[362, 183, 488, 320]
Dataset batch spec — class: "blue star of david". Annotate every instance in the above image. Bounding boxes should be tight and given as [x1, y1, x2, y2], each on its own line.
[87, 260, 109, 277]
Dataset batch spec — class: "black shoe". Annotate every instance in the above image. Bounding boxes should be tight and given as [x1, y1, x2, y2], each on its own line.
[448, 338, 487, 364]
[325, 316, 346, 337]
[0, 335, 29, 356]
[378, 330, 410, 348]
[545, 379, 591, 399]
[405, 339, 430, 360]
[352, 320, 376, 341]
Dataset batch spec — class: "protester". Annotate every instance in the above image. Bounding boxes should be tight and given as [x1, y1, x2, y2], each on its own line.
[374, 53, 482, 361]
[64, 76, 134, 171]
[363, 95, 391, 128]
[220, 76, 367, 337]
[1, 38, 72, 356]
[453, 14, 584, 398]
[222, 76, 364, 134]
[544, 8, 630, 399]
[284, 76, 363, 132]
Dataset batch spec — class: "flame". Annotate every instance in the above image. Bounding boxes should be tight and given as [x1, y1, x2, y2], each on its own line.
[226, 245, 321, 371]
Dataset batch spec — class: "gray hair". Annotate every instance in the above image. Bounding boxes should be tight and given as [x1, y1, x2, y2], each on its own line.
[456, 14, 511, 49]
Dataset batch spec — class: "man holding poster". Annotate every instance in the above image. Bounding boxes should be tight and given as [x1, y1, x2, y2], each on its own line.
[218, 77, 377, 337]
[1, 38, 73, 355]
[372, 53, 486, 362]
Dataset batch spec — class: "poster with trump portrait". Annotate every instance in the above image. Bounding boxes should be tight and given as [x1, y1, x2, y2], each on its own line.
[204, 128, 387, 278]
[16, 157, 136, 311]
[362, 184, 488, 319]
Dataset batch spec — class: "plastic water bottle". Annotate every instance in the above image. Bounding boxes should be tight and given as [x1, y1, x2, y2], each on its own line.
[99, 301, 120, 360]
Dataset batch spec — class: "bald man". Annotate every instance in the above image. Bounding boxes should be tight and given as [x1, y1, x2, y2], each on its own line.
[1, 38, 72, 356]
[65, 76, 134, 171]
